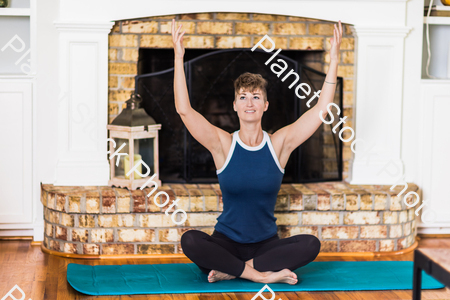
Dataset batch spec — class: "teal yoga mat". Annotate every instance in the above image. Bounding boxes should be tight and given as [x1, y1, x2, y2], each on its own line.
[67, 261, 445, 295]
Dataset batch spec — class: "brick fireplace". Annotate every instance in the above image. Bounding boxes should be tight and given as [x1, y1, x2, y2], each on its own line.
[44, 9, 418, 256]
[107, 13, 355, 181]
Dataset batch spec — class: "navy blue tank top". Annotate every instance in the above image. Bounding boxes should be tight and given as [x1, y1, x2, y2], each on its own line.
[215, 130, 285, 243]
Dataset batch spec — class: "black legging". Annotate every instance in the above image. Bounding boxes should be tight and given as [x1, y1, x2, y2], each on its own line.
[181, 229, 321, 277]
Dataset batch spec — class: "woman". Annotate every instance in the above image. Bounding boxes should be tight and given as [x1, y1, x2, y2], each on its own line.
[172, 19, 343, 285]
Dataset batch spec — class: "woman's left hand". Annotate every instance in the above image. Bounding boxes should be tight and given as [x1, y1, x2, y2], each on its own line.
[329, 20, 343, 63]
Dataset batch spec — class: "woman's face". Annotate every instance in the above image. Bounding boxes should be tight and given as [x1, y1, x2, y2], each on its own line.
[233, 88, 268, 121]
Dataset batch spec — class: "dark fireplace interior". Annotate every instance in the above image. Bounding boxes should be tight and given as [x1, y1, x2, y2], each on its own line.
[135, 49, 343, 183]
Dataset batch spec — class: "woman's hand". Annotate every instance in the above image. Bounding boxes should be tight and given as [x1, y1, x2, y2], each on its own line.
[172, 19, 185, 59]
[329, 20, 342, 63]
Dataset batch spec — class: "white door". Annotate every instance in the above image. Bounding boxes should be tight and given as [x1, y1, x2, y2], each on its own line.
[0, 82, 33, 224]
[418, 81, 450, 233]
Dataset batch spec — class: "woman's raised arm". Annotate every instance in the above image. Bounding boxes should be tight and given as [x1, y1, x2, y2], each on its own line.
[273, 20, 343, 159]
[172, 19, 228, 155]
[172, 19, 190, 115]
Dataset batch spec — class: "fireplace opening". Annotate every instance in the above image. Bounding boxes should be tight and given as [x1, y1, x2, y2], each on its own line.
[135, 48, 343, 184]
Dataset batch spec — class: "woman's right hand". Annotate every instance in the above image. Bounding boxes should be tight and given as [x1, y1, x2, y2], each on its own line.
[172, 19, 185, 59]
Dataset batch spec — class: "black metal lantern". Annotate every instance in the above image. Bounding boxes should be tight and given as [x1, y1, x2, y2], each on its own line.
[107, 93, 161, 190]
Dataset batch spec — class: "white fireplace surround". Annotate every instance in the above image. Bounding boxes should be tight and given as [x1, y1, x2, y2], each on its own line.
[53, 0, 417, 187]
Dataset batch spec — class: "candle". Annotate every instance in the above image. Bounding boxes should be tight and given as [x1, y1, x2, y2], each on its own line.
[124, 154, 142, 179]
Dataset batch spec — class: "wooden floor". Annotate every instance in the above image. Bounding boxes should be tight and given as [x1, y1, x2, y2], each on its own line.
[1, 237, 449, 300]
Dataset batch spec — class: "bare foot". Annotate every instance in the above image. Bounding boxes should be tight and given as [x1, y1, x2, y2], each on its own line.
[262, 269, 298, 285]
[208, 270, 236, 283]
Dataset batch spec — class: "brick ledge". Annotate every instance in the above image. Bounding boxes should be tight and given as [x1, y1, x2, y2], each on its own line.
[41, 181, 419, 254]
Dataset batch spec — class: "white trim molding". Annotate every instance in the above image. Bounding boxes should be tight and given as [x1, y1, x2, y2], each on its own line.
[54, 21, 116, 32]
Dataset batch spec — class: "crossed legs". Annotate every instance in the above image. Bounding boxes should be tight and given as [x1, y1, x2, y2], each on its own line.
[180, 230, 321, 284]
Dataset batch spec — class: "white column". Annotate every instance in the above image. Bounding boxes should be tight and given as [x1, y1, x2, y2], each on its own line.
[349, 26, 411, 185]
[53, 21, 114, 185]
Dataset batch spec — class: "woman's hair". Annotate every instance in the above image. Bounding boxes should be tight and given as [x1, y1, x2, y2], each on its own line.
[234, 72, 268, 102]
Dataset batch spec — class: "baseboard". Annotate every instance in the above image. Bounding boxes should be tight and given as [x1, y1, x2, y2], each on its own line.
[0, 236, 33, 241]
[418, 233, 450, 238]
[417, 226, 450, 235]
[0, 229, 34, 236]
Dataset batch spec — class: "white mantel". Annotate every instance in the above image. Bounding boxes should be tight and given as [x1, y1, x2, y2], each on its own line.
[57, 0, 410, 25]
